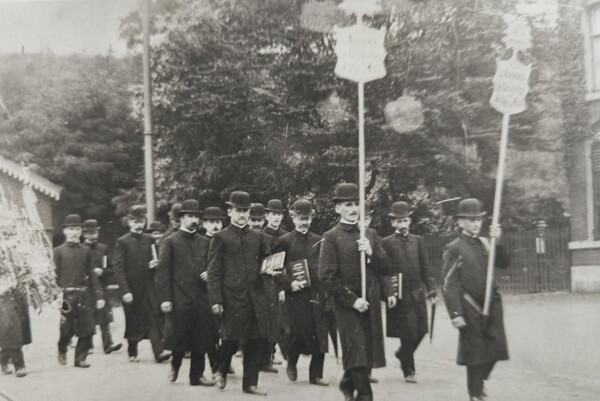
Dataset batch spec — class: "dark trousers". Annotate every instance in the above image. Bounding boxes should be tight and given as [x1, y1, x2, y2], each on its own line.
[466, 362, 496, 397]
[339, 367, 372, 401]
[58, 334, 92, 363]
[287, 349, 325, 382]
[99, 323, 114, 351]
[396, 335, 424, 377]
[0, 348, 25, 370]
[218, 338, 267, 389]
[127, 322, 164, 358]
[172, 351, 205, 380]
[261, 341, 276, 368]
[207, 344, 219, 373]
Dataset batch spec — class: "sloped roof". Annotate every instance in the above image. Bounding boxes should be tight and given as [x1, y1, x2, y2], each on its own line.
[0, 155, 61, 200]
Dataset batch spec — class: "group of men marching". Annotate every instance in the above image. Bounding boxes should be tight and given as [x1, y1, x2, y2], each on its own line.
[5, 183, 510, 401]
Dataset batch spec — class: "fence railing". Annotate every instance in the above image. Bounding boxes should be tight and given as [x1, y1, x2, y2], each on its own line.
[422, 227, 571, 294]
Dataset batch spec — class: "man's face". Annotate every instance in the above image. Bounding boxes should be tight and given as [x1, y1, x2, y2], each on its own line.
[180, 213, 200, 232]
[228, 207, 250, 227]
[458, 217, 483, 236]
[335, 201, 360, 223]
[83, 230, 99, 244]
[64, 226, 82, 243]
[292, 215, 311, 233]
[204, 219, 223, 236]
[128, 218, 146, 234]
[248, 217, 265, 231]
[149, 231, 164, 241]
[392, 217, 411, 234]
[266, 212, 284, 228]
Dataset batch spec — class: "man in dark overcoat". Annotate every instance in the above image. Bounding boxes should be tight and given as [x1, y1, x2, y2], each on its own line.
[114, 205, 170, 363]
[54, 214, 105, 368]
[0, 287, 32, 377]
[207, 191, 274, 396]
[442, 198, 510, 401]
[381, 202, 437, 383]
[275, 199, 329, 386]
[83, 219, 122, 355]
[319, 183, 395, 401]
[155, 199, 218, 386]
[261, 199, 288, 373]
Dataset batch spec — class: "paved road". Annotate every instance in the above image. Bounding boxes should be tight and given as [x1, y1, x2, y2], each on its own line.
[1, 292, 599, 401]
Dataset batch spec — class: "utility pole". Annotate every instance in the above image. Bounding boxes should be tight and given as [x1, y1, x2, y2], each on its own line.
[142, 0, 155, 221]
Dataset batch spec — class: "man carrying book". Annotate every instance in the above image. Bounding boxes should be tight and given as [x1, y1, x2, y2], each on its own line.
[275, 199, 329, 386]
[381, 201, 437, 384]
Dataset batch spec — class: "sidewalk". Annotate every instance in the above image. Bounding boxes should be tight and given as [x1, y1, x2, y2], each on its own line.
[0, 292, 599, 401]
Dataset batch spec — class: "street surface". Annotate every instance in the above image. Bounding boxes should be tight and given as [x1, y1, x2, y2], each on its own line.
[1, 292, 599, 401]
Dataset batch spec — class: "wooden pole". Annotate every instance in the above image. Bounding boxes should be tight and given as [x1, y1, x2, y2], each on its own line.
[142, 0, 156, 222]
[358, 81, 367, 299]
[483, 113, 510, 316]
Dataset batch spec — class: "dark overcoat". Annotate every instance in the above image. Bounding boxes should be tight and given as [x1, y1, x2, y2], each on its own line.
[54, 242, 104, 337]
[318, 222, 390, 371]
[155, 230, 218, 353]
[261, 226, 287, 343]
[86, 242, 115, 326]
[0, 288, 32, 349]
[207, 224, 270, 341]
[442, 233, 510, 366]
[276, 230, 329, 355]
[382, 233, 436, 340]
[113, 232, 161, 341]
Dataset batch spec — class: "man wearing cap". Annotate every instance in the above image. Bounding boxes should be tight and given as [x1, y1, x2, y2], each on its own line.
[275, 199, 329, 386]
[203, 207, 225, 239]
[82, 219, 122, 355]
[54, 214, 105, 368]
[319, 183, 394, 401]
[207, 191, 273, 396]
[441, 198, 510, 401]
[155, 200, 218, 386]
[382, 202, 437, 384]
[114, 206, 171, 363]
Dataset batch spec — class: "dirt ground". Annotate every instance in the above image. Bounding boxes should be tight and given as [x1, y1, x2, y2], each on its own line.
[1, 292, 599, 401]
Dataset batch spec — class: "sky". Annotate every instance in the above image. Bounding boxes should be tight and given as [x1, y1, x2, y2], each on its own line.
[0, 0, 139, 56]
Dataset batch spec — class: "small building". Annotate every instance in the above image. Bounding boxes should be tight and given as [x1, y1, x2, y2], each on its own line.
[0, 154, 61, 238]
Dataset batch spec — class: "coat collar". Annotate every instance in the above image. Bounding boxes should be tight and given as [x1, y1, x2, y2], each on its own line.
[228, 224, 249, 234]
[338, 221, 359, 232]
[460, 232, 481, 245]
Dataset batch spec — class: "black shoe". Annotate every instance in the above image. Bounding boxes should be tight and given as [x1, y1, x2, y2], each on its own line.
[261, 364, 278, 373]
[214, 373, 226, 389]
[155, 351, 171, 363]
[190, 376, 215, 386]
[243, 386, 267, 396]
[169, 368, 179, 383]
[286, 365, 297, 381]
[15, 368, 27, 378]
[105, 343, 123, 354]
[310, 378, 329, 386]
[368, 375, 378, 383]
[343, 393, 355, 401]
[74, 361, 91, 368]
[1, 363, 13, 375]
[58, 353, 67, 366]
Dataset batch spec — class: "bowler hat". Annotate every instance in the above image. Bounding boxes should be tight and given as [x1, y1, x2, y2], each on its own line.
[388, 201, 411, 218]
[63, 214, 83, 228]
[456, 198, 486, 218]
[290, 199, 315, 217]
[250, 203, 266, 219]
[265, 199, 285, 213]
[170, 203, 182, 219]
[333, 183, 359, 202]
[202, 207, 225, 220]
[82, 219, 100, 232]
[226, 191, 252, 209]
[146, 221, 165, 233]
[179, 199, 202, 215]
[127, 205, 147, 220]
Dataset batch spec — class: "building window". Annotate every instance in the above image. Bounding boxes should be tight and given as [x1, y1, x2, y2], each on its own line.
[589, 3, 600, 92]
